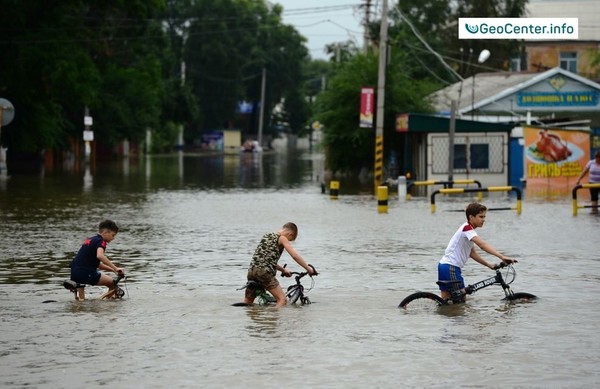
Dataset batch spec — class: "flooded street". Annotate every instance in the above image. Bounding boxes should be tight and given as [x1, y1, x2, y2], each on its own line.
[1, 151, 599, 388]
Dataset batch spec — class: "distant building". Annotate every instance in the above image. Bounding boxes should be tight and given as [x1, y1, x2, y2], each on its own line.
[523, 0, 600, 80]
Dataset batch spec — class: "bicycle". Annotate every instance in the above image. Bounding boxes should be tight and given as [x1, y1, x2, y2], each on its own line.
[232, 264, 318, 306]
[399, 262, 536, 310]
[62, 271, 127, 301]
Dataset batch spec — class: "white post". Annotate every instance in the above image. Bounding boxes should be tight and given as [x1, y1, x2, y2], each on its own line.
[145, 128, 152, 153]
[397, 175, 407, 201]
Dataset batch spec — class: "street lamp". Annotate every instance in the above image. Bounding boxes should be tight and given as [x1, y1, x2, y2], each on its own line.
[471, 49, 490, 120]
[449, 49, 490, 181]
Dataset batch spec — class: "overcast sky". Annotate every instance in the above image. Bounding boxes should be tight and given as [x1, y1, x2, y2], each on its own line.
[274, 1, 366, 60]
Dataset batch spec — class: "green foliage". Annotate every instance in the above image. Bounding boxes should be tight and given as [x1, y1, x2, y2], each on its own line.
[0, 0, 170, 154]
[315, 53, 435, 173]
[183, 0, 308, 137]
[389, 0, 529, 79]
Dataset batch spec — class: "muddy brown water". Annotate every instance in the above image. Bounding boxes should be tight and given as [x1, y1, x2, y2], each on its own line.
[1, 152, 598, 388]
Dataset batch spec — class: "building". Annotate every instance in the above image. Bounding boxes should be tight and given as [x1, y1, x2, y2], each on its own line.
[524, 0, 600, 80]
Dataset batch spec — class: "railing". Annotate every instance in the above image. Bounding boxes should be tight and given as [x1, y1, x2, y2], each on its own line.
[571, 183, 600, 216]
[407, 179, 482, 200]
[430, 186, 522, 215]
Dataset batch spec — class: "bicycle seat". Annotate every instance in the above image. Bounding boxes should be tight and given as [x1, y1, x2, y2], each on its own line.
[236, 280, 263, 290]
[63, 280, 85, 291]
[246, 280, 263, 289]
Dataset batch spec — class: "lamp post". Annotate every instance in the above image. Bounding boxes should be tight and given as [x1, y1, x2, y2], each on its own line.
[471, 49, 490, 120]
[373, 0, 388, 194]
[449, 49, 489, 181]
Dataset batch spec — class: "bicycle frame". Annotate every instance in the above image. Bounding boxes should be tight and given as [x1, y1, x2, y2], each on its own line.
[63, 273, 126, 301]
[399, 263, 536, 309]
[448, 264, 515, 303]
[236, 265, 317, 306]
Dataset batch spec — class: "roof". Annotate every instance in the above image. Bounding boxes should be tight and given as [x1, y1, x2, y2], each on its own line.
[429, 67, 600, 117]
[429, 71, 534, 115]
[403, 113, 514, 134]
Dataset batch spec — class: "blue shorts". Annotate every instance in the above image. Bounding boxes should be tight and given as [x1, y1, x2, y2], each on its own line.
[71, 267, 101, 285]
[437, 263, 464, 292]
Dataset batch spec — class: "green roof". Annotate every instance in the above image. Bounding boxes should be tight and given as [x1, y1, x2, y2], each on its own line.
[405, 113, 514, 133]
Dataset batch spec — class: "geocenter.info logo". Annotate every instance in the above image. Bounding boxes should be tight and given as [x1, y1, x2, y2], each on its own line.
[459, 18, 578, 40]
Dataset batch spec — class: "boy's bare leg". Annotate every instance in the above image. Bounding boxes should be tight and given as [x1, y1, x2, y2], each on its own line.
[268, 285, 288, 308]
[76, 287, 85, 300]
[243, 288, 256, 305]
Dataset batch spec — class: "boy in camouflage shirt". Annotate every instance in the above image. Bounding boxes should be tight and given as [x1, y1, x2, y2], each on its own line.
[243, 222, 317, 307]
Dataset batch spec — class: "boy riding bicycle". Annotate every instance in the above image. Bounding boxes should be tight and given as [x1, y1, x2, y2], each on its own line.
[243, 222, 317, 308]
[438, 203, 516, 301]
[69, 220, 125, 300]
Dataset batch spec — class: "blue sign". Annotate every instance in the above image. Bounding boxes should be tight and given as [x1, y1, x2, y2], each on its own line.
[517, 91, 599, 107]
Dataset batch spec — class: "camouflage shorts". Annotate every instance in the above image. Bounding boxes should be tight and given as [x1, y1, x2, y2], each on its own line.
[247, 267, 279, 290]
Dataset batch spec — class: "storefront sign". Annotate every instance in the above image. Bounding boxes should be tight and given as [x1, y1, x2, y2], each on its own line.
[517, 91, 598, 107]
[524, 126, 590, 193]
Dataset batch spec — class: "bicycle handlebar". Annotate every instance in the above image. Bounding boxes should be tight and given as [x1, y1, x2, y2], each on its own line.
[281, 263, 318, 278]
[493, 261, 517, 270]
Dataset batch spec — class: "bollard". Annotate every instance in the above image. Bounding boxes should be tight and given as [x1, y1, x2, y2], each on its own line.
[377, 185, 388, 213]
[397, 176, 407, 201]
[329, 180, 339, 200]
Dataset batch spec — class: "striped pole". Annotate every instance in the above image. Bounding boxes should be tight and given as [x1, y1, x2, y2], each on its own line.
[377, 185, 388, 213]
[374, 135, 384, 193]
[330, 180, 340, 200]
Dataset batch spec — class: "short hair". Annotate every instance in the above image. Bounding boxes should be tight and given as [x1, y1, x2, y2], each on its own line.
[282, 222, 298, 238]
[99, 219, 119, 233]
[595, 150, 600, 158]
[465, 203, 487, 220]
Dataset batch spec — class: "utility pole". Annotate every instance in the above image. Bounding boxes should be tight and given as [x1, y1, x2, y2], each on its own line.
[257, 67, 266, 151]
[363, 0, 372, 54]
[373, 0, 388, 193]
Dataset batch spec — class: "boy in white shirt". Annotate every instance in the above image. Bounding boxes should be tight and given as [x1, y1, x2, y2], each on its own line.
[438, 203, 517, 301]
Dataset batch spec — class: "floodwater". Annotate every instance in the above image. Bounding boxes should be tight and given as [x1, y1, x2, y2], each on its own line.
[0, 151, 598, 389]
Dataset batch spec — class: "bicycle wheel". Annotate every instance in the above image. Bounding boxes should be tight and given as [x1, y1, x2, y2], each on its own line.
[504, 292, 537, 302]
[501, 265, 517, 285]
[287, 285, 303, 304]
[399, 292, 446, 310]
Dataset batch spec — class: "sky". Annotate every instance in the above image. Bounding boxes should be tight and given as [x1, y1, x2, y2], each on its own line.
[273, 1, 368, 60]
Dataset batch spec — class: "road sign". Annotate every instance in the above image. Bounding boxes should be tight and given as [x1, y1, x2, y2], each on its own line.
[0, 98, 15, 126]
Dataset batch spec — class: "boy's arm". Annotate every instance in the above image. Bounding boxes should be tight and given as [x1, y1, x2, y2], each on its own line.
[471, 236, 516, 265]
[279, 236, 316, 275]
[98, 263, 113, 271]
[469, 248, 495, 269]
[96, 248, 123, 274]
[276, 263, 291, 277]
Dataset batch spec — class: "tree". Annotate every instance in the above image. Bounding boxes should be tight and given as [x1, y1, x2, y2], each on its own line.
[0, 0, 172, 156]
[315, 52, 435, 174]
[388, 0, 529, 81]
[183, 0, 308, 140]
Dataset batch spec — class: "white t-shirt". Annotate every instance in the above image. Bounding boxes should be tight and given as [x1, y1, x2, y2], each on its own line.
[585, 158, 600, 183]
[439, 222, 478, 268]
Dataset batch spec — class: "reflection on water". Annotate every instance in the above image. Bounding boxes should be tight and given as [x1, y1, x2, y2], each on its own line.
[1, 150, 599, 388]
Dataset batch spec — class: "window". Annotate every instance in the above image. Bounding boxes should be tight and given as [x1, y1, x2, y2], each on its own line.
[559, 52, 577, 73]
[470, 144, 489, 169]
[453, 143, 489, 171]
[430, 134, 504, 174]
[453, 144, 467, 169]
[510, 56, 521, 72]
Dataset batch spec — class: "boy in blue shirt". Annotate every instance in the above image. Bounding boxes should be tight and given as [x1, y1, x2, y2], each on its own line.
[69, 220, 125, 299]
